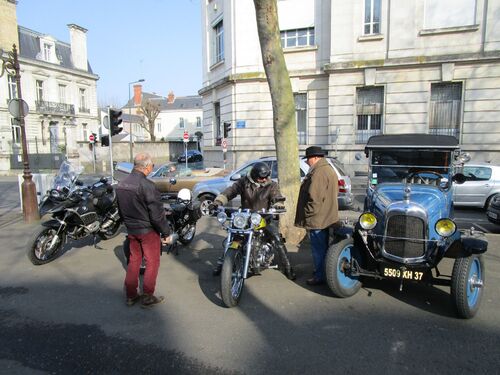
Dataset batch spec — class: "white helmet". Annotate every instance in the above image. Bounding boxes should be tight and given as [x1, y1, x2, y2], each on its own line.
[177, 188, 192, 202]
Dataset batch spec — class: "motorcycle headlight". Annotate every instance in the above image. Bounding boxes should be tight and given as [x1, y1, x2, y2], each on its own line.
[50, 189, 61, 199]
[233, 213, 248, 229]
[250, 213, 262, 226]
[217, 212, 227, 224]
[359, 212, 377, 230]
[435, 218, 456, 237]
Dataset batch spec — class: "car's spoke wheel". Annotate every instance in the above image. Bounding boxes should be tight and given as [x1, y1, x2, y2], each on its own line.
[451, 255, 484, 319]
[199, 194, 215, 216]
[325, 238, 362, 298]
[179, 224, 196, 244]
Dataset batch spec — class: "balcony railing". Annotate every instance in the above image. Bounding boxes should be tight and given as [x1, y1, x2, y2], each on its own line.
[79, 107, 90, 114]
[429, 127, 460, 139]
[36, 101, 75, 116]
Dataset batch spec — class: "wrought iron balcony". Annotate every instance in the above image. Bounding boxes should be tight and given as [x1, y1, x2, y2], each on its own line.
[355, 129, 382, 144]
[36, 100, 75, 116]
[429, 127, 460, 139]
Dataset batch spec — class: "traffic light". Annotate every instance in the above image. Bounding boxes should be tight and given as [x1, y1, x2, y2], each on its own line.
[223, 122, 232, 138]
[110, 108, 123, 136]
[101, 135, 109, 147]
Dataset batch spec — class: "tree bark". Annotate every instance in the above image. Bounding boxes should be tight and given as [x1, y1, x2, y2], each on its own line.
[254, 0, 305, 244]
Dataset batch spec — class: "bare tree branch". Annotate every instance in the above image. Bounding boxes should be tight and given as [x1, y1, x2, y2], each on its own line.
[137, 98, 161, 141]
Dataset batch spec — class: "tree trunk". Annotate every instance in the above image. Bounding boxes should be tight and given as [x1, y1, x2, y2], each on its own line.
[149, 121, 156, 142]
[254, 0, 305, 244]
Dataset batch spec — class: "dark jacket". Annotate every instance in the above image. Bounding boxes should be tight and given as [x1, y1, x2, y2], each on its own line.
[294, 157, 339, 230]
[215, 175, 281, 211]
[116, 170, 171, 236]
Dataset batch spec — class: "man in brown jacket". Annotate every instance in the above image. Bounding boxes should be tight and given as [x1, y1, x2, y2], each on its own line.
[295, 146, 339, 285]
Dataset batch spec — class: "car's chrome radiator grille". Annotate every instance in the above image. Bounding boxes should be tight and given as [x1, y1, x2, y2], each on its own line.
[384, 215, 426, 258]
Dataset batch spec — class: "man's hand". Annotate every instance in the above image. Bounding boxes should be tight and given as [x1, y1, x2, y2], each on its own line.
[161, 234, 176, 245]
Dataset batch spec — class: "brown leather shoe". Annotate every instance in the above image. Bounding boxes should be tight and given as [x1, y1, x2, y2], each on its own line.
[141, 294, 165, 309]
[306, 277, 325, 286]
[126, 294, 141, 306]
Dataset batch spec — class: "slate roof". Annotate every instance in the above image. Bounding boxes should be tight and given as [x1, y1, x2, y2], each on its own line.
[122, 94, 202, 111]
[17, 26, 93, 73]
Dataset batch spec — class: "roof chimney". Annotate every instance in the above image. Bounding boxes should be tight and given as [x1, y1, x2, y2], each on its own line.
[0, 0, 19, 51]
[133, 84, 142, 105]
[68, 24, 88, 71]
[167, 91, 175, 104]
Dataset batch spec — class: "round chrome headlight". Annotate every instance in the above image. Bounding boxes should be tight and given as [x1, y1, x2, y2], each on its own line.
[435, 218, 456, 237]
[250, 213, 262, 226]
[217, 212, 227, 224]
[233, 213, 248, 229]
[359, 212, 377, 230]
[50, 189, 61, 199]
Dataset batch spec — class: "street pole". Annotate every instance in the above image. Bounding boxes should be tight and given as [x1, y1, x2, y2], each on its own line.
[128, 79, 144, 163]
[108, 106, 114, 181]
[0, 45, 39, 223]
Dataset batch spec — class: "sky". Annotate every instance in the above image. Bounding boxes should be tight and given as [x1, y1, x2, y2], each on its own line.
[16, 0, 202, 107]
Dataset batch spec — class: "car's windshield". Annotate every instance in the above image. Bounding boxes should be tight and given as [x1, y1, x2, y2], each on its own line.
[370, 150, 452, 185]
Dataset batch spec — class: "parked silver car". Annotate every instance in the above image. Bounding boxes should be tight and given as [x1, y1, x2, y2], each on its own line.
[192, 156, 353, 209]
[453, 163, 500, 208]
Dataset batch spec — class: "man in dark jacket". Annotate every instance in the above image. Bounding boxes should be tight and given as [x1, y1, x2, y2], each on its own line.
[295, 146, 339, 286]
[116, 153, 173, 308]
[211, 162, 295, 279]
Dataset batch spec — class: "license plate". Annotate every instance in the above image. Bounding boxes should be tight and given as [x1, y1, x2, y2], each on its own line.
[382, 267, 424, 281]
[487, 211, 498, 219]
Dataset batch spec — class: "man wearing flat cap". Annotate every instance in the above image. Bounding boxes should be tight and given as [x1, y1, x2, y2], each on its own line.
[295, 146, 339, 285]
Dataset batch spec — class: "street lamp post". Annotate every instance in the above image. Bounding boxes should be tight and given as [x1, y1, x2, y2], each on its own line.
[0, 44, 39, 223]
[128, 79, 145, 162]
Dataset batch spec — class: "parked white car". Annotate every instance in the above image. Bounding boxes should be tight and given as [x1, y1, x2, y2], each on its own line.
[453, 163, 500, 208]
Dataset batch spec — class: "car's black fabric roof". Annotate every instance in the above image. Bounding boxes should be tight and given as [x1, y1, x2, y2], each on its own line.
[365, 134, 459, 153]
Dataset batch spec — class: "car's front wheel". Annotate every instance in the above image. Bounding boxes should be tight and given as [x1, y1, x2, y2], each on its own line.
[198, 194, 215, 216]
[451, 255, 484, 319]
[325, 238, 362, 298]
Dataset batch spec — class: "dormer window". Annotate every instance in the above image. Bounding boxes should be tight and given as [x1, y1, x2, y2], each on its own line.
[43, 43, 52, 61]
[37, 37, 59, 64]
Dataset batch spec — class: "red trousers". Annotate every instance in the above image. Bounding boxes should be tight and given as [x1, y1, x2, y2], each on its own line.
[125, 231, 161, 298]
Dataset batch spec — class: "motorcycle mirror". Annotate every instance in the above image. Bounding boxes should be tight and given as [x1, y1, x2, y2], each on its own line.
[452, 173, 467, 184]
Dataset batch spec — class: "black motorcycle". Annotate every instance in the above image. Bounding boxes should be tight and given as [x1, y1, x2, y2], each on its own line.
[27, 162, 122, 265]
[122, 187, 201, 265]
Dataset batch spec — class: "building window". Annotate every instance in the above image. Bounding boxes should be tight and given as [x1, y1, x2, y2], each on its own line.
[79, 88, 87, 111]
[214, 102, 221, 145]
[43, 43, 52, 61]
[36, 80, 44, 102]
[424, 0, 476, 29]
[8, 75, 17, 100]
[157, 122, 162, 133]
[213, 19, 224, 64]
[356, 86, 384, 143]
[82, 123, 87, 141]
[196, 116, 201, 128]
[11, 119, 21, 144]
[281, 28, 315, 48]
[294, 93, 307, 145]
[59, 84, 67, 104]
[179, 118, 185, 129]
[429, 82, 462, 139]
[364, 0, 381, 35]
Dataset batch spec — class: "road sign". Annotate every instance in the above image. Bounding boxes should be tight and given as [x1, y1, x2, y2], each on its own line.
[8, 98, 29, 119]
[89, 134, 95, 142]
[221, 138, 227, 149]
[183, 131, 189, 143]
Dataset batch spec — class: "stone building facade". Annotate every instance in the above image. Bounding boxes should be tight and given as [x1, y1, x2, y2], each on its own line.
[0, 0, 99, 172]
[200, 0, 500, 174]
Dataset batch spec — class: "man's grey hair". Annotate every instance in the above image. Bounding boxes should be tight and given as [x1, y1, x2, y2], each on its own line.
[134, 153, 153, 169]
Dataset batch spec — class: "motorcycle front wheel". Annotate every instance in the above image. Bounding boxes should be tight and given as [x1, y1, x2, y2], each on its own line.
[98, 220, 122, 240]
[220, 248, 245, 308]
[27, 226, 65, 265]
[179, 224, 196, 245]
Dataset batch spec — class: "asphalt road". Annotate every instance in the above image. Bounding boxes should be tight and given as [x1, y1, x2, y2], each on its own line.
[0, 215, 499, 374]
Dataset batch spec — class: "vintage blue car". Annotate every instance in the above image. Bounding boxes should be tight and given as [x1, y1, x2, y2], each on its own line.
[326, 134, 487, 319]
